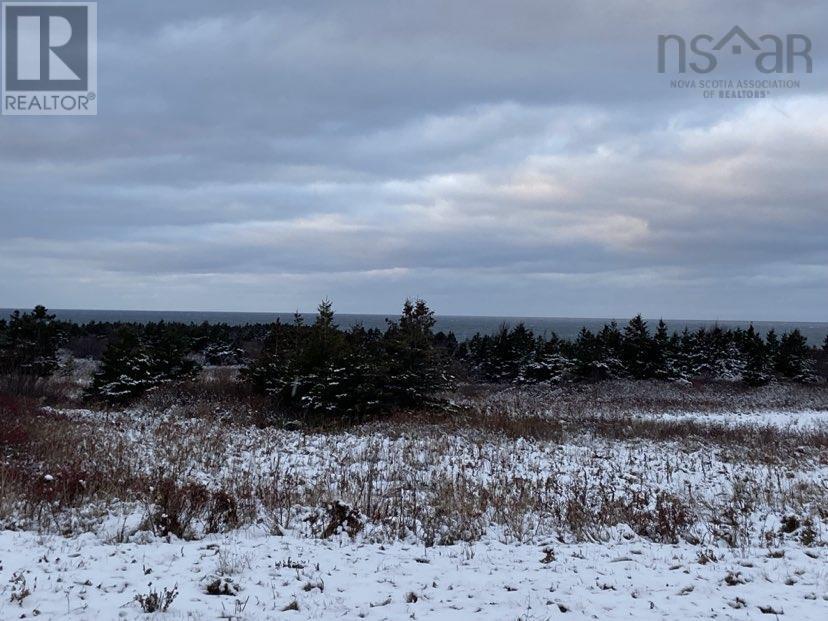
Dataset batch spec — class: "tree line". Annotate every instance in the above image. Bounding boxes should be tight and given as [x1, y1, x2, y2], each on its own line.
[461, 316, 819, 386]
[1, 304, 825, 419]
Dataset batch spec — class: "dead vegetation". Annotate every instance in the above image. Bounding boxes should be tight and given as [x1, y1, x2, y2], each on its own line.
[134, 585, 178, 613]
[1, 381, 826, 550]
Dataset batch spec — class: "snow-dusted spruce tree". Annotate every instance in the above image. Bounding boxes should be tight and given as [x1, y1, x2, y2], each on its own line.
[597, 321, 627, 378]
[652, 319, 676, 379]
[518, 332, 574, 383]
[670, 327, 695, 380]
[89, 325, 200, 403]
[295, 299, 375, 418]
[202, 342, 247, 366]
[193, 321, 247, 366]
[621, 315, 658, 379]
[90, 329, 156, 402]
[464, 322, 574, 384]
[518, 351, 574, 383]
[680, 327, 725, 380]
[742, 324, 772, 386]
[569, 327, 609, 380]
[466, 323, 537, 382]
[243, 312, 315, 404]
[245, 298, 450, 421]
[302, 324, 386, 419]
[765, 328, 780, 370]
[775, 329, 817, 382]
[702, 327, 745, 381]
[0, 306, 63, 378]
[383, 298, 451, 406]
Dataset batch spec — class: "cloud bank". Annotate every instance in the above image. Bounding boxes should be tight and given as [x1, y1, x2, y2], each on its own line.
[1, 0, 826, 320]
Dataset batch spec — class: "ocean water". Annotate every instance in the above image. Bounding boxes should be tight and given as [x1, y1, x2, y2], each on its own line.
[3, 309, 827, 344]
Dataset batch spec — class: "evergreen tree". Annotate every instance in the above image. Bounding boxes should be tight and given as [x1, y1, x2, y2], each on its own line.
[302, 325, 385, 419]
[672, 327, 695, 380]
[622, 315, 656, 379]
[597, 321, 626, 378]
[519, 350, 574, 383]
[303, 298, 343, 372]
[742, 324, 771, 386]
[765, 329, 780, 370]
[465, 323, 536, 381]
[384, 299, 449, 405]
[652, 319, 673, 379]
[0, 306, 63, 377]
[517, 330, 572, 383]
[775, 329, 815, 382]
[90, 325, 200, 403]
[244, 298, 450, 419]
[144, 322, 200, 381]
[571, 328, 607, 380]
[247, 301, 343, 408]
[242, 319, 298, 397]
[90, 329, 156, 402]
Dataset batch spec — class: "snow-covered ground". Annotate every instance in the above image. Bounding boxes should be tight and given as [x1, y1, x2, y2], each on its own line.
[2, 398, 826, 619]
[1, 527, 825, 620]
[635, 409, 828, 430]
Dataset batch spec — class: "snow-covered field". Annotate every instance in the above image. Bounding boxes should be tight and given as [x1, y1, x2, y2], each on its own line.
[636, 409, 828, 430]
[1, 527, 825, 620]
[1, 387, 826, 619]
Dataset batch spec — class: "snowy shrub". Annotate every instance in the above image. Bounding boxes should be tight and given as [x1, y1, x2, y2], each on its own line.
[134, 585, 178, 613]
[145, 478, 211, 539]
[204, 575, 242, 596]
[89, 326, 200, 403]
[205, 490, 241, 534]
[202, 342, 247, 366]
[9, 572, 31, 605]
[141, 478, 249, 540]
[420, 476, 486, 547]
[303, 500, 364, 539]
[517, 353, 574, 384]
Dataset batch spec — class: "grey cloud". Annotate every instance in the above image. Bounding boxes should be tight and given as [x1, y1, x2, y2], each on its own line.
[0, 1, 826, 320]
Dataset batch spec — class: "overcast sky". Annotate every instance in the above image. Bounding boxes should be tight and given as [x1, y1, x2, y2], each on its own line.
[1, 0, 826, 320]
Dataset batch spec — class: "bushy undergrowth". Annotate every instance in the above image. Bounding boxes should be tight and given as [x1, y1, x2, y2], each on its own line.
[1, 390, 825, 550]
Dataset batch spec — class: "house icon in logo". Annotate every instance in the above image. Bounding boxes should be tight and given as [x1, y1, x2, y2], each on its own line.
[713, 26, 760, 56]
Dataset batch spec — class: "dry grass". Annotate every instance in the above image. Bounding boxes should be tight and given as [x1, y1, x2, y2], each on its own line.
[515, 379, 828, 414]
[1, 379, 826, 549]
[0, 373, 75, 406]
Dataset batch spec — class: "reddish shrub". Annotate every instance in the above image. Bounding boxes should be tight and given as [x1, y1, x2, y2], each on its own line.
[0, 393, 35, 450]
[205, 490, 240, 533]
[149, 478, 211, 538]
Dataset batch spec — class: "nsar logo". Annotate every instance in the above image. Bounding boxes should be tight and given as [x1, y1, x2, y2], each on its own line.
[658, 25, 812, 74]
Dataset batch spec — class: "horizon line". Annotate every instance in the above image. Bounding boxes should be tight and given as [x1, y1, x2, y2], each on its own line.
[2, 306, 826, 326]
